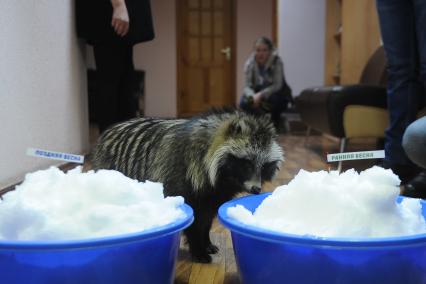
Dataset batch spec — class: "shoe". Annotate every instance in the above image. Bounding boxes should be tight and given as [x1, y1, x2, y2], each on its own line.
[402, 171, 426, 199]
[377, 160, 421, 184]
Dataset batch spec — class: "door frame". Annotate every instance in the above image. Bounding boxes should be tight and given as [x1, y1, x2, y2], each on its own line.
[272, 0, 278, 46]
[176, 0, 237, 117]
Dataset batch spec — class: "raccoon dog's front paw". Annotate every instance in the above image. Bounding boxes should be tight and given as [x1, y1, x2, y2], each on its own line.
[192, 252, 212, 263]
[206, 243, 219, 254]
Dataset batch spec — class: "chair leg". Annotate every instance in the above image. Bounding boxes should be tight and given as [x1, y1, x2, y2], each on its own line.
[304, 127, 311, 146]
[337, 137, 347, 173]
[284, 117, 291, 133]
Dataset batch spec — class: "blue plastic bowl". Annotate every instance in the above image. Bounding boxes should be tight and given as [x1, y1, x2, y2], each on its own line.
[0, 204, 193, 284]
[219, 193, 426, 284]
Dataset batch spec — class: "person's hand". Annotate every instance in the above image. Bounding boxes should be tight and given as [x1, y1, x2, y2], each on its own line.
[111, 0, 129, 37]
[253, 92, 263, 107]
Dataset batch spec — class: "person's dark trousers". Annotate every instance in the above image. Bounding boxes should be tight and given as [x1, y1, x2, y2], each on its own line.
[265, 91, 288, 129]
[239, 91, 287, 129]
[93, 42, 137, 133]
[376, 0, 426, 179]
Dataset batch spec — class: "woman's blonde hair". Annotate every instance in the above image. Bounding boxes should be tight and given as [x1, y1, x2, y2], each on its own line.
[254, 36, 274, 51]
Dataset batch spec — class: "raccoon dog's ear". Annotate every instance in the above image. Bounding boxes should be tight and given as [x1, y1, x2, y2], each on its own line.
[225, 119, 246, 137]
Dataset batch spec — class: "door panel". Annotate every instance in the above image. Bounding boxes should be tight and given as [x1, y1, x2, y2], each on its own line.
[177, 0, 235, 117]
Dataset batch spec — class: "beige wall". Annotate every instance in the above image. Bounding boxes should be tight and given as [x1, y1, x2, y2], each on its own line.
[133, 0, 177, 117]
[134, 0, 273, 117]
[0, 0, 89, 188]
[278, 0, 325, 96]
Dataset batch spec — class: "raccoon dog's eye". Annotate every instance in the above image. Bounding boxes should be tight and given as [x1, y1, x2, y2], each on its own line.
[261, 161, 279, 181]
[224, 155, 254, 178]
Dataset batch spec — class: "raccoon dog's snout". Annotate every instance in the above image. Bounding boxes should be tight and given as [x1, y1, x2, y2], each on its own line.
[244, 180, 262, 194]
[249, 186, 262, 194]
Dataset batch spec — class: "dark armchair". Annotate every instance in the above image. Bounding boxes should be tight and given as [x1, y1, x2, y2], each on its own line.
[296, 45, 387, 138]
[295, 46, 388, 167]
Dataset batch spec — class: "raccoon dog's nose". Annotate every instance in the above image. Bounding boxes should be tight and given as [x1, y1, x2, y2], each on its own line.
[249, 186, 261, 195]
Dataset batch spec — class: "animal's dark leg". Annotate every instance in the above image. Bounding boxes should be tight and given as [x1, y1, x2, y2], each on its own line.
[184, 205, 219, 263]
[203, 209, 218, 255]
[206, 241, 219, 254]
[184, 217, 212, 263]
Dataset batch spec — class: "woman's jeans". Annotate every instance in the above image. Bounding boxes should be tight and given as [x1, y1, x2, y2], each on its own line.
[376, 0, 426, 166]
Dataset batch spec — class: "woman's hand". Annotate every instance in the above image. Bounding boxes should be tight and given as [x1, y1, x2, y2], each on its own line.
[253, 92, 263, 107]
[111, 0, 129, 37]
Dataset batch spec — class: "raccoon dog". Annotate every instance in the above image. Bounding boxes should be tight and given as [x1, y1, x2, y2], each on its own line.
[90, 109, 284, 263]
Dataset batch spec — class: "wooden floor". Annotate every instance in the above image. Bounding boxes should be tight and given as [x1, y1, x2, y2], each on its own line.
[173, 132, 379, 284]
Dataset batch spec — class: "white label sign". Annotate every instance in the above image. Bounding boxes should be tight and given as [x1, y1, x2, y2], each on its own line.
[327, 150, 385, 163]
[27, 148, 84, 164]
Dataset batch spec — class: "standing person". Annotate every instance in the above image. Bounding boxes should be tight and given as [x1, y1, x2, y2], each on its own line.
[376, 0, 426, 188]
[239, 36, 292, 131]
[76, 0, 155, 133]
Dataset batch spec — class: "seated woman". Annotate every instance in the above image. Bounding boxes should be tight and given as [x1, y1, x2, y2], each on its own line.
[239, 36, 292, 130]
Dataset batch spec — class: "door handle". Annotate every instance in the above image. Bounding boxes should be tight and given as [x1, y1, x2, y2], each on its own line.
[220, 46, 231, 61]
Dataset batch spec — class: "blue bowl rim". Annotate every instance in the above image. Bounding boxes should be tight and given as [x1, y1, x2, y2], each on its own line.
[0, 204, 194, 250]
[218, 193, 426, 248]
